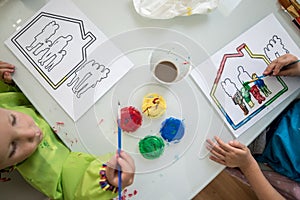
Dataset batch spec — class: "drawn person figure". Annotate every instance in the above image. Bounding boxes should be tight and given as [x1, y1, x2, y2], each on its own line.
[237, 66, 251, 84]
[249, 82, 265, 104]
[43, 49, 66, 72]
[240, 84, 254, 108]
[251, 73, 272, 97]
[26, 21, 59, 55]
[239, 70, 265, 104]
[221, 78, 249, 115]
[237, 66, 254, 108]
[38, 35, 73, 68]
[263, 35, 289, 62]
[67, 60, 110, 98]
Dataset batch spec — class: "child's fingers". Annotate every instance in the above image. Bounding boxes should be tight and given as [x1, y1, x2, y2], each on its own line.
[270, 65, 282, 76]
[228, 140, 245, 149]
[206, 138, 227, 157]
[119, 151, 135, 172]
[117, 153, 135, 187]
[104, 165, 116, 185]
[3, 72, 13, 83]
[5, 69, 15, 74]
[209, 148, 225, 161]
[0, 61, 15, 69]
[118, 156, 135, 174]
[107, 151, 135, 172]
[214, 136, 233, 152]
[0, 69, 14, 82]
[209, 155, 226, 166]
[106, 154, 118, 169]
[263, 61, 281, 76]
[206, 139, 214, 152]
[206, 138, 215, 147]
[276, 67, 299, 77]
[263, 63, 276, 75]
[265, 54, 299, 75]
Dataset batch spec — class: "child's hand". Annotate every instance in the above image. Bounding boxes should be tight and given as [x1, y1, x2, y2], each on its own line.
[263, 53, 300, 76]
[106, 151, 135, 188]
[207, 136, 254, 170]
[0, 61, 15, 84]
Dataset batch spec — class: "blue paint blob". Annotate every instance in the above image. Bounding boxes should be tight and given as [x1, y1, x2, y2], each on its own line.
[160, 117, 185, 143]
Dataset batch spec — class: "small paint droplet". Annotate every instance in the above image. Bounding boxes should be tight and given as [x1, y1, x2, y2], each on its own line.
[98, 118, 104, 125]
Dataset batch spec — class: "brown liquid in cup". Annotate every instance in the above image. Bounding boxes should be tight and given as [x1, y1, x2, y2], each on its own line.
[154, 61, 178, 83]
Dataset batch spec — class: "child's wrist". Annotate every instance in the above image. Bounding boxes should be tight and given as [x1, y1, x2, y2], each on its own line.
[99, 164, 119, 193]
[239, 156, 258, 174]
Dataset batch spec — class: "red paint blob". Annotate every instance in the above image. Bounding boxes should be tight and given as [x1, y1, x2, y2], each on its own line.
[120, 106, 142, 132]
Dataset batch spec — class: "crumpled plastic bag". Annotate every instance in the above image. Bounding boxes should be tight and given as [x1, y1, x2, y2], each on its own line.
[133, 0, 219, 19]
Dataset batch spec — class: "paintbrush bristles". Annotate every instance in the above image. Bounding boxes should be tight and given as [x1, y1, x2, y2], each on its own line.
[287, 4, 300, 17]
[117, 101, 121, 116]
[290, 0, 300, 11]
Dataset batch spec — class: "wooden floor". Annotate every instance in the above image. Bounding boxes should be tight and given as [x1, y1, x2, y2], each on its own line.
[193, 170, 259, 200]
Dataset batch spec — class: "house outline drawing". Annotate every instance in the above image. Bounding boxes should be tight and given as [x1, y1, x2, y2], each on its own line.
[11, 12, 96, 89]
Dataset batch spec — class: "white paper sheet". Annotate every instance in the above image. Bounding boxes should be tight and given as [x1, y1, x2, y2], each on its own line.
[191, 13, 300, 137]
[5, 0, 134, 121]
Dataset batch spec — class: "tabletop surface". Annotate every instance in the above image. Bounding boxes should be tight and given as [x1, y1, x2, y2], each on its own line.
[0, 0, 299, 199]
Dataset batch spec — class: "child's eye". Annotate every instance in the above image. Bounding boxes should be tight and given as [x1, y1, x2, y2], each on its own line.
[10, 114, 16, 126]
[9, 141, 17, 158]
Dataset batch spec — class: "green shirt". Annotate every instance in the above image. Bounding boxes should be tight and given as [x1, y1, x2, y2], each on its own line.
[0, 82, 116, 200]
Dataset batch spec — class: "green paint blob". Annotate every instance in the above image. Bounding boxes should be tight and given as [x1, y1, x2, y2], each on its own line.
[139, 135, 165, 159]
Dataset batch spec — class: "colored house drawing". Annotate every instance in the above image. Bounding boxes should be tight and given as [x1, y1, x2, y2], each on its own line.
[210, 43, 287, 130]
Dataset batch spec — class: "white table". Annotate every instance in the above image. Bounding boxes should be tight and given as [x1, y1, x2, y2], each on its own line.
[0, 0, 299, 199]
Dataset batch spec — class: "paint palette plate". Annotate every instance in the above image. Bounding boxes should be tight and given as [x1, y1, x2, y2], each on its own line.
[107, 64, 201, 173]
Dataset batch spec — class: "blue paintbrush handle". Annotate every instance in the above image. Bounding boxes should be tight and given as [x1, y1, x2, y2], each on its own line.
[117, 120, 122, 199]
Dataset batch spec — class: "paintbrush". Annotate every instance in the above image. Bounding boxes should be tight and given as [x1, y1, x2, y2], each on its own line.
[243, 75, 267, 85]
[280, 59, 300, 71]
[117, 101, 122, 154]
[117, 101, 122, 199]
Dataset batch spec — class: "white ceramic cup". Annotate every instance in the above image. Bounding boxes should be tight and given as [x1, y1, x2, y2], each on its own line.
[150, 42, 191, 84]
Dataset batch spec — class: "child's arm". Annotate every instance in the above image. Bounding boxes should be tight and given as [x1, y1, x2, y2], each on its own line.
[207, 136, 284, 200]
[106, 150, 135, 188]
[263, 53, 300, 76]
[0, 61, 15, 84]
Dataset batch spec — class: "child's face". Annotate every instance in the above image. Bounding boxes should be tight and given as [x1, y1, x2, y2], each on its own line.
[0, 108, 43, 169]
